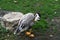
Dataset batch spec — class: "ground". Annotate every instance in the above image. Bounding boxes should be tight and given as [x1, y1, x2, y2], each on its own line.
[0, 0, 60, 40]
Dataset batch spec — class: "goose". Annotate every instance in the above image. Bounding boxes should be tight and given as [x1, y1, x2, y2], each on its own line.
[14, 12, 41, 34]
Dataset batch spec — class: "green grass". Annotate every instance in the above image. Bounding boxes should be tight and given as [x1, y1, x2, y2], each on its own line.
[0, 0, 59, 32]
[0, 0, 59, 27]
[0, 0, 60, 40]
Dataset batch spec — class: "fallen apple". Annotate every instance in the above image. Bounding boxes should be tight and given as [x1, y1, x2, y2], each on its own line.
[29, 34, 35, 38]
[25, 32, 31, 35]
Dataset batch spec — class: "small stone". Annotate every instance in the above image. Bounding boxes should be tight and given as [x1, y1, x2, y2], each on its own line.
[7, 34, 9, 37]
[5, 39, 8, 40]
[55, 0, 58, 1]
[50, 34, 53, 37]
[14, 0, 17, 3]
[54, 12, 57, 14]
[52, 19, 54, 21]
[0, 8, 1, 9]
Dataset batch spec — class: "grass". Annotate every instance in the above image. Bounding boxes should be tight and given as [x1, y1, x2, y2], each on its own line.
[0, 0, 60, 40]
[0, 0, 58, 27]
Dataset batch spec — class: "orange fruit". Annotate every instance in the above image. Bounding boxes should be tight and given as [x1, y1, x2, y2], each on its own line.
[26, 32, 31, 35]
[29, 34, 35, 38]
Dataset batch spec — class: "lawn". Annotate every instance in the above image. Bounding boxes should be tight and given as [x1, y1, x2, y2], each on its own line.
[0, 0, 60, 40]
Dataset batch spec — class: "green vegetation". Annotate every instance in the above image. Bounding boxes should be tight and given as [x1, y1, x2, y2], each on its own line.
[0, 0, 59, 40]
